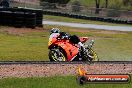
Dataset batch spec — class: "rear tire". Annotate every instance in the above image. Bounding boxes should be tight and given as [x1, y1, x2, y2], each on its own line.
[89, 49, 99, 61]
[49, 49, 66, 61]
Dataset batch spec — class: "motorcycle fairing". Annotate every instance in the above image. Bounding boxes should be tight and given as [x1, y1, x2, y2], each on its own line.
[54, 41, 79, 61]
[48, 33, 60, 48]
[48, 33, 91, 61]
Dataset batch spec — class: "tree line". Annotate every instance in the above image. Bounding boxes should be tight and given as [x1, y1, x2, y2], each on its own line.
[41, 0, 132, 14]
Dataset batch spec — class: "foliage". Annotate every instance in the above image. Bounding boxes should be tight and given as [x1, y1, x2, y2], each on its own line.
[123, 0, 130, 5]
[71, 0, 81, 12]
[106, 1, 122, 17]
[70, 0, 132, 10]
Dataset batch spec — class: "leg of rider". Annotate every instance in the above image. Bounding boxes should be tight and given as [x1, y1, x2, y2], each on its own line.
[78, 42, 92, 61]
[70, 35, 86, 53]
[78, 42, 86, 53]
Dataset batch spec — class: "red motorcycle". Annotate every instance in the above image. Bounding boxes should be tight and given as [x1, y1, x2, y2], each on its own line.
[48, 33, 98, 62]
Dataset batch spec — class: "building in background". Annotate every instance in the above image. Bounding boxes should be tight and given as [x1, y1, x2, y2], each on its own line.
[9, 0, 40, 8]
[11, 0, 40, 5]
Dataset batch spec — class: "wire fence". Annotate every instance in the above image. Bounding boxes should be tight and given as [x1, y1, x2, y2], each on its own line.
[8, 1, 132, 20]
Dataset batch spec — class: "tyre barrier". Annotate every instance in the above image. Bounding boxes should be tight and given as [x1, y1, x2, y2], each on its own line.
[0, 8, 43, 28]
[19, 8, 43, 27]
[24, 13, 36, 28]
[127, 20, 132, 24]
[35, 10, 43, 27]
[43, 10, 132, 25]
[13, 12, 25, 27]
[0, 11, 14, 26]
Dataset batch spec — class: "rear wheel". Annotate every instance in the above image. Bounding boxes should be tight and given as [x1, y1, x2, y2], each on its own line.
[49, 49, 66, 61]
[88, 49, 99, 61]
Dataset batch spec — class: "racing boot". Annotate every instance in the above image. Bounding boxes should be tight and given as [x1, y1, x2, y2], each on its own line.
[78, 42, 89, 61]
[80, 46, 93, 62]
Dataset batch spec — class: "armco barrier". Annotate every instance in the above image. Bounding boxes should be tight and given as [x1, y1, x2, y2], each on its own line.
[43, 10, 132, 25]
[0, 7, 43, 28]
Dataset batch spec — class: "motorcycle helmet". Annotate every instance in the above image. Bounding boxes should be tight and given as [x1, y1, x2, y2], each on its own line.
[50, 28, 60, 34]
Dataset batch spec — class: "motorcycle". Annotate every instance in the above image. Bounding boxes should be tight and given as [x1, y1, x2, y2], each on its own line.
[48, 33, 98, 62]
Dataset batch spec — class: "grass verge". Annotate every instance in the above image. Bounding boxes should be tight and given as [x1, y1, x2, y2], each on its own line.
[0, 76, 131, 88]
[44, 15, 132, 26]
[44, 25, 132, 61]
[0, 25, 132, 61]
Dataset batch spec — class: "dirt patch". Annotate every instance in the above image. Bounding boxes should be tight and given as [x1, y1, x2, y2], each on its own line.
[70, 29, 90, 33]
[0, 27, 126, 36]
[69, 28, 126, 34]
[95, 30, 126, 34]
[0, 63, 131, 79]
[0, 27, 48, 36]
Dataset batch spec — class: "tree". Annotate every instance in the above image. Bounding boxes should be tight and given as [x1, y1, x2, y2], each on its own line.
[72, 0, 81, 12]
[105, 0, 108, 8]
[95, 0, 100, 14]
[123, 0, 129, 6]
[129, 0, 132, 5]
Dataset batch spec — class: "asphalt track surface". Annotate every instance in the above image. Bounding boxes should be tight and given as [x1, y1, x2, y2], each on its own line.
[43, 20, 132, 31]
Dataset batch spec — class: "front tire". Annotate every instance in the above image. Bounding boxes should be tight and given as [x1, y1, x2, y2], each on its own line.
[49, 49, 66, 61]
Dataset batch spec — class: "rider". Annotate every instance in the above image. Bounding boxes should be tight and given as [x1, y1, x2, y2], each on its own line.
[50, 28, 87, 56]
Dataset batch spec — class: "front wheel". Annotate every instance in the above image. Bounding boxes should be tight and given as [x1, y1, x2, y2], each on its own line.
[49, 49, 66, 61]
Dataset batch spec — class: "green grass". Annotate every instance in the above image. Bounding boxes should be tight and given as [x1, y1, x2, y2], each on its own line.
[44, 25, 132, 61]
[0, 76, 131, 88]
[44, 15, 132, 26]
[0, 27, 49, 61]
[0, 25, 132, 61]
[69, 0, 132, 10]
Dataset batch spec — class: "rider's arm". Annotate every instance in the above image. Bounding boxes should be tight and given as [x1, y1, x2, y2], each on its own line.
[59, 32, 70, 39]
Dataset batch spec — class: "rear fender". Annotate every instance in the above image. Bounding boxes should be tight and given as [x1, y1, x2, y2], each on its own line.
[80, 37, 89, 43]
